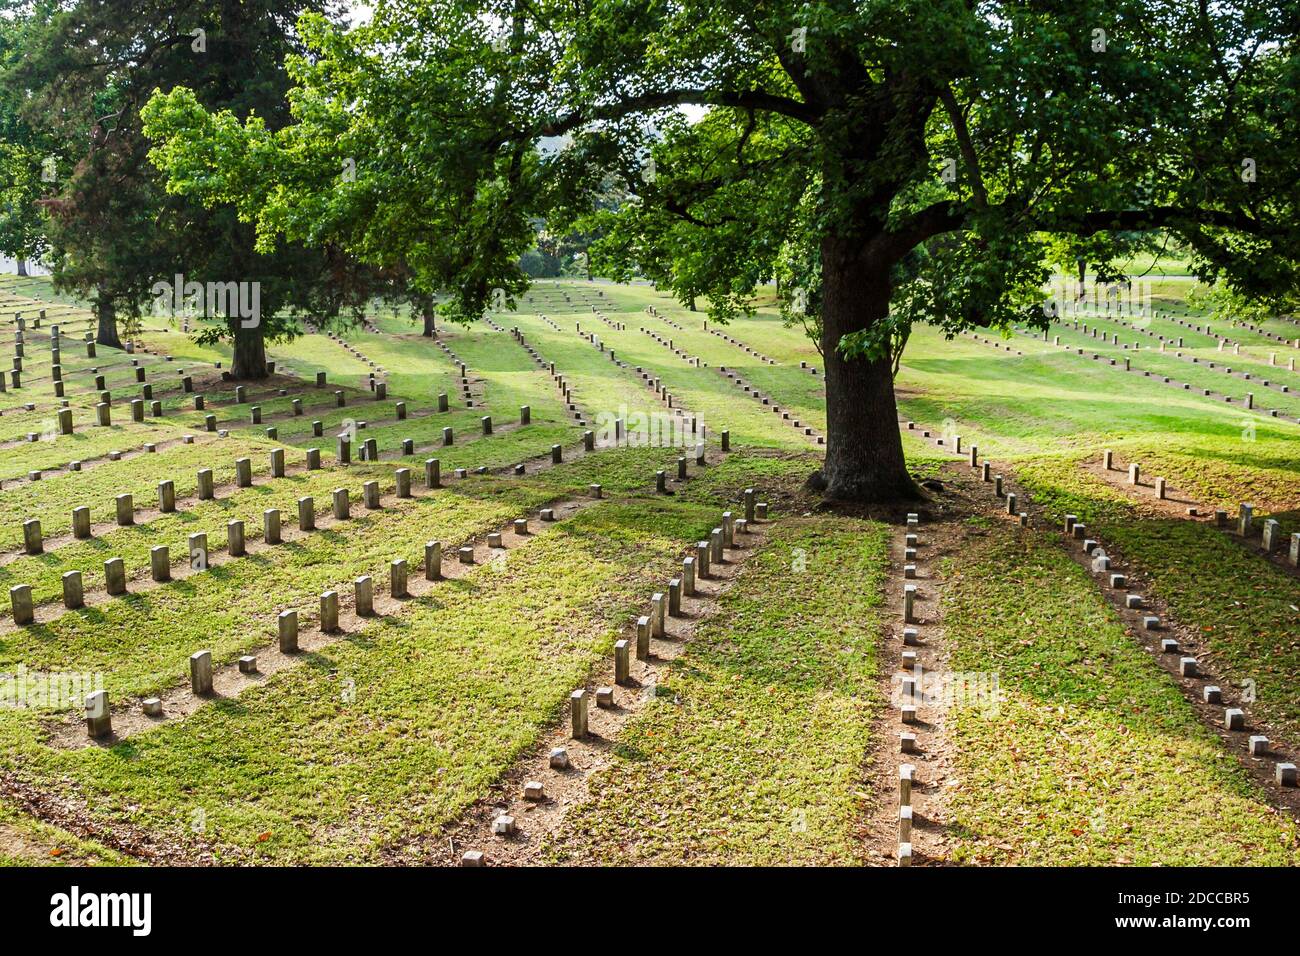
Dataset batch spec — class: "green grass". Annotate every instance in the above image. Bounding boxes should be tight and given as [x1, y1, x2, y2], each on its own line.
[1, 274, 1294, 868]
[1015, 457, 1300, 744]
[0, 485, 764, 864]
[944, 526, 1298, 865]
[542, 515, 888, 865]
[888, 324, 1300, 511]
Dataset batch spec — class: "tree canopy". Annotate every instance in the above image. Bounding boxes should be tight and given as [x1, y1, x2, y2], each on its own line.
[141, 0, 1300, 498]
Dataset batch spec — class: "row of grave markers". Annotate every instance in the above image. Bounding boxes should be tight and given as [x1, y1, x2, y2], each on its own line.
[462, 488, 769, 864]
[944, 426, 1300, 797]
[76, 407, 715, 739]
[896, 510, 924, 867]
[1035, 319, 1300, 416]
[8, 411, 574, 623]
[1050, 313, 1299, 404]
[1104, 451, 1299, 566]
[81, 493, 585, 741]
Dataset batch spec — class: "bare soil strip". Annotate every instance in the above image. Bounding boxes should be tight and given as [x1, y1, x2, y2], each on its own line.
[863, 475, 974, 866]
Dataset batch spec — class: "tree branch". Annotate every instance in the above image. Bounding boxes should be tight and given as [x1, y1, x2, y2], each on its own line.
[532, 88, 820, 138]
[937, 87, 987, 208]
[1047, 206, 1264, 236]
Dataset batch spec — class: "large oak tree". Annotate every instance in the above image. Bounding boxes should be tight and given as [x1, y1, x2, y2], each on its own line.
[143, 0, 1300, 498]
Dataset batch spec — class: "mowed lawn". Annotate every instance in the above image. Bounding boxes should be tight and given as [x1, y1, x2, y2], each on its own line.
[544, 514, 889, 866]
[943, 525, 1298, 865]
[0, 275, 1295, 867]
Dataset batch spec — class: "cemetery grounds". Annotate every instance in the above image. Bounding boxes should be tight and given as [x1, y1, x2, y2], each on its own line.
[0, 272, 1296, 867]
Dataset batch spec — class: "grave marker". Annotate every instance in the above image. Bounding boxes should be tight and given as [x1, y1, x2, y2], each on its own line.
[62, 571, 84, 609]
[190, 650, 214, 695]
[570, 689, 589, 738]
[264, 509, 282, 544]
[104, 558, 127, 595]
[85, 691, 111, 739]
[150, 545, 171, 582]
[298, 496, 315, 531]
[354, 576, 374, 616]
[278, 610, 299, 652]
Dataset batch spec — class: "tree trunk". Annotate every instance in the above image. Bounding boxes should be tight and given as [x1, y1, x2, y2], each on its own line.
[231, 321, 268, 379]
[15, 259, 27, 277]
[815, 237, 918, 502]
[688, 296, 697, 312]
[95, 286, 123, 349]
[1077, 258, 1086, 291]
[422, 302, 436, 337]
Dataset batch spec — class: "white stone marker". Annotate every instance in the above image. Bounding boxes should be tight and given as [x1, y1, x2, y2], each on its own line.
[904, 584, 918, 624]
[9, 584, 34, 625]
[320, 591, 339, 632]
[1261, 519, 1281, 553]
[104, 558, 127, 595]
[85, 691, 112, 739]
[613, 640, 631, 685]
[1224, 708, 1245, 730]
[899, 764, 915, 805]
[22, 519, 42, 555]
[62, 571, 84, 610]
[264, 509, 281, 544]
[570, 689, 589, 739]
[354, 576, 374, 616]
[391, 559, 408, 598]
[332, 488, 350, 520]
[650, 592, 666, 638]
[72, 506, 91, 539]
[1237, 503, 1253, 536]
[298, 496, 315, 531]
[150, 545, 171, 582]
[636, 616, 651, 661]
[278, 610, 299, 652]
[190, 650, 214, 695]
